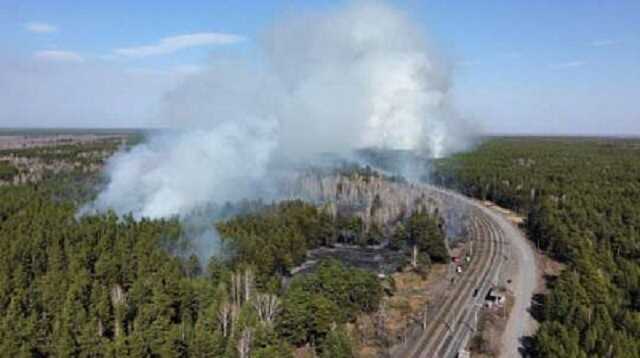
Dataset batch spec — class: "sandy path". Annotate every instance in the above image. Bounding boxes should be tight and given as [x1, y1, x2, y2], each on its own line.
[478, 204, 538, 357]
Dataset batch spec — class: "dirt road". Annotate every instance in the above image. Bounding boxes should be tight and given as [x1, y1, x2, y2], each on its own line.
[478, 204, 539, 357]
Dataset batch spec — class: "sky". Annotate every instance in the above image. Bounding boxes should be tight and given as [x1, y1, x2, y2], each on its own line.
[0, 0, 638, 135]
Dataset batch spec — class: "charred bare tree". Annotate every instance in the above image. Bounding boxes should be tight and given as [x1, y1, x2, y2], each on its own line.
[231, 268, 255, 306]
[110, 284, 127, 339]
[218, 301, 240, 338]
[237, 327, 253, 358]
[253, 293, 280, 326]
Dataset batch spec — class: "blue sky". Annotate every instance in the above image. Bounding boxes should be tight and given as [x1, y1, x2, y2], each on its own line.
[1, 0, 638, 134]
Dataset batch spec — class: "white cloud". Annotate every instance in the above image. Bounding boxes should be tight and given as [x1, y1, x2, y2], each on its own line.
[113, 32, 245, 58]
[591, 39, 618, 47]
[34, 50, 84, 63]
[24, 22, 58, 33]
[549, 61, 586, 70]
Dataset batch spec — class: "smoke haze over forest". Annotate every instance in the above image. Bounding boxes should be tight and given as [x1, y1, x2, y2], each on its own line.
[87, 2, 474, 221]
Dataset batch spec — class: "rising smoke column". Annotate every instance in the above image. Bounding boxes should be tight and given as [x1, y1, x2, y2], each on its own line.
[89, 64, 282, 219]
[92, 122, 277, 219]
[87, 2, 475, 259]
[264, 2, 464, 158]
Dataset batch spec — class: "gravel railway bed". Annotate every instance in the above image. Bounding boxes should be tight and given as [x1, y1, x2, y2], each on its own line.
[392, 188, 507, 358]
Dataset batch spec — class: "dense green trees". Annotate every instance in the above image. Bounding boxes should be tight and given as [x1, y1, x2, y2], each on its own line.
[386, 210, 448, 268]
[277, 260, 379, 352]
[216, 200, 337, 284]
[0, 139, 451, 357]
[319, 326, 355, 358]
[217, 199, 447, 281]
[406, 210, 448, 264]
[0, 186, 383, 357]
[0, 186, 194, 356]
[434, 137, 640, 357]
[0, 161, 18, 181]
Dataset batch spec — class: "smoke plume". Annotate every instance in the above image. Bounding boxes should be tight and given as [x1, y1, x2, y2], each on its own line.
[87, 2, 475, 258]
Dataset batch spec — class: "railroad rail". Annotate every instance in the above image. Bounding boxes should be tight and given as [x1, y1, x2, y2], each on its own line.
[392, 188, 507, 358]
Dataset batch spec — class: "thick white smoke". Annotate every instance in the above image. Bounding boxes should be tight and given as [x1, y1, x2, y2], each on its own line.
[93, 122, 277, 219]
[264, 3, 460, 157]
[88, 2, 475, 246]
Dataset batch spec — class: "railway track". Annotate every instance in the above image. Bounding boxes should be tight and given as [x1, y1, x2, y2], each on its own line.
[437, 215, 505, 358]
[393, 194, 506, 358]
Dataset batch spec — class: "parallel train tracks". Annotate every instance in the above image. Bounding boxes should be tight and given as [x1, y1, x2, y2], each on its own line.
[394, 201, 506, 358]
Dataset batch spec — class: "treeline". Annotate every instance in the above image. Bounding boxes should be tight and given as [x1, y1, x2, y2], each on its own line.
[434, 137, 640, 357]
[0, 138, 124, 165]
[0, 137, 133, 202]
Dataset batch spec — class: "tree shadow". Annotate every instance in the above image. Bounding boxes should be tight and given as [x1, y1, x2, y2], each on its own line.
[518, 335, 538, 357]
[528, 293, 545, 322]
[527, 273, 558, 321]
[520, 273, 559, 357]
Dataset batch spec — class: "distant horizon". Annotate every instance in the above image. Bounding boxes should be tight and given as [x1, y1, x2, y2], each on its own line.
[1, 126, 639, 139]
